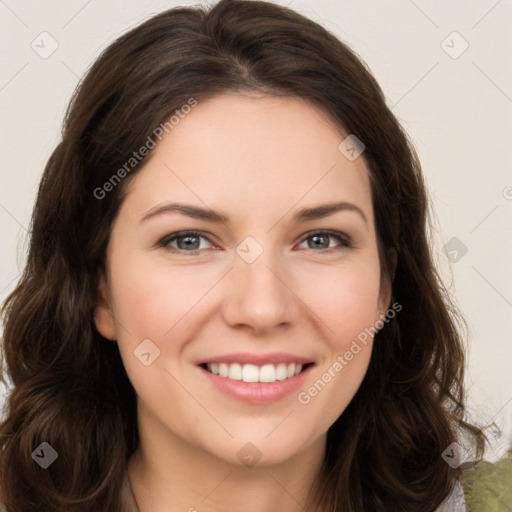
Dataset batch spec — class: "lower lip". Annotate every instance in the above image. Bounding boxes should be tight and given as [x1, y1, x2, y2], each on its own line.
[198, 365, 314, 405]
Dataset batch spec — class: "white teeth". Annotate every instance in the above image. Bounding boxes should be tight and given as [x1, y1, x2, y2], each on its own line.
[276, 363, 288, 381]
[242, 364, 259, 383]
[205, 362, 308, 382]
[228, 363, 242, 380]
[219, 363, 229, 378]
[259, 364, 276, 383]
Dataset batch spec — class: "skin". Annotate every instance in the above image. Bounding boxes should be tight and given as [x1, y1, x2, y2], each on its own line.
[94, 92, 391, 512]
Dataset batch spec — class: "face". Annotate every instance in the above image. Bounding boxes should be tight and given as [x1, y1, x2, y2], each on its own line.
[94, 92, 390, 468]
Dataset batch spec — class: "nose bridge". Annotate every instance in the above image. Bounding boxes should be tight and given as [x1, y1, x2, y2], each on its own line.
[222, 235, 296, 332]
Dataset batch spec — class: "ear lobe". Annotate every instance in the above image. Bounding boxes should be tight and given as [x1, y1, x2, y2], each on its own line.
[93, 273, 117, 341]
[376, 288, 392, 325]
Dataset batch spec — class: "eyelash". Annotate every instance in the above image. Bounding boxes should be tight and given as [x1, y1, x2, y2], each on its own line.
[157, 229, 353, 256]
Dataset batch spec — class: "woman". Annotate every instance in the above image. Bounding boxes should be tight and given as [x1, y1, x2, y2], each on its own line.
[0, 0, 485, 510]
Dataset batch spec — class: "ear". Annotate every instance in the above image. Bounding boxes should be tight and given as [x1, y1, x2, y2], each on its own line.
[376, 248, 398, 318]
[93, 271, 117, 341]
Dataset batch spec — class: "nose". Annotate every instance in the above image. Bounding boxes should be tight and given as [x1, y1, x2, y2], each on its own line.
[221, 248, 299, 335]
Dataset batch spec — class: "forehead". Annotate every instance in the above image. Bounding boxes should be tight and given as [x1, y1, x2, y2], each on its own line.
[122, 93, 373, 227]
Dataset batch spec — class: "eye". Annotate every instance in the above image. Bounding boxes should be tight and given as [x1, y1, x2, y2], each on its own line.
[296, 230, 353, 253]
[158, 231, 214, 255]
[158, 229, 353, 256]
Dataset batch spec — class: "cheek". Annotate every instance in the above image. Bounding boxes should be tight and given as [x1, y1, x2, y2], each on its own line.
[108, 248, 211, 341]
[297, 258, 381, 346]
[293, 259, 380, 430]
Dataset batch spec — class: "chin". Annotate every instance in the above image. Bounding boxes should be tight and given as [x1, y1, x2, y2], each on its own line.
[201, 431, 318, 470]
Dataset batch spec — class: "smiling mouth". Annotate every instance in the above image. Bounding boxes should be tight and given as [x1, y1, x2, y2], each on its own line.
[200, 362, 314, 383]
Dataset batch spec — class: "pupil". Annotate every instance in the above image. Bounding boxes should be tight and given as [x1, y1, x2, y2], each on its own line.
[310, 234, 327, 249]
[180, 236, 199, 250]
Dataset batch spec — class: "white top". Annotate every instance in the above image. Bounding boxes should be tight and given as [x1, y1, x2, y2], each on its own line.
[437, 479, 467, 511]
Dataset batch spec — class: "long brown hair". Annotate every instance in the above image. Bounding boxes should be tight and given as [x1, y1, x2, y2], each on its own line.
[0, 1, 485, 510]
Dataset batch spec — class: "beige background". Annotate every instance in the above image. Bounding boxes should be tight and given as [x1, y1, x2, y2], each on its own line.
[0, 0, 511, 461]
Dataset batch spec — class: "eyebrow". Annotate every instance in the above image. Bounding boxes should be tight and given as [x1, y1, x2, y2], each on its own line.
[140, 201, 368, 226]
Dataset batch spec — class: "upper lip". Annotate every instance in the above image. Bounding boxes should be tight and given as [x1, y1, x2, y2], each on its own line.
[197, 352, 314, 366]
